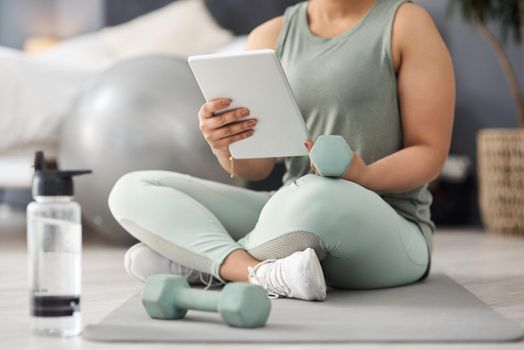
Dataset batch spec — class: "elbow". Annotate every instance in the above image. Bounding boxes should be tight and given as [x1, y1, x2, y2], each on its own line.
[248, 167, 274, 182]
[428, 168, 441, 183]
[249, 174, 270, 182]
[245, 158, 277, 182]
[427, 150, 448, 183]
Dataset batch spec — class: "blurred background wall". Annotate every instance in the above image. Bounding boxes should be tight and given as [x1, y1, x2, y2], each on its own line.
[0, 0, 104, 49]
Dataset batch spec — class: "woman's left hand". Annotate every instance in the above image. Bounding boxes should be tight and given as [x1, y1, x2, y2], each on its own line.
[304, 139, 320, 175]
[304, 139, 369, 184]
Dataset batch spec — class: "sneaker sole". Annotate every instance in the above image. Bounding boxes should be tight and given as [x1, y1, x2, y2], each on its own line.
[304, 248, 327, 301]
[124, 242, 149, 283]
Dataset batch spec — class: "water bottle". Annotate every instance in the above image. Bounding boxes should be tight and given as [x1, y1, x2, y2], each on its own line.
[27, 151, 91, 336]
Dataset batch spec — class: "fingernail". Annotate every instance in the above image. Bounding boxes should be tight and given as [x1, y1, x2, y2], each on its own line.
[223, 99, 231, 106]
[241, 108, 250, 116]
[248, 120, 256, 127]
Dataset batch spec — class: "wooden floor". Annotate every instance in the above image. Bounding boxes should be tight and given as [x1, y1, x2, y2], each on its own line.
[1, 216, 524, 349]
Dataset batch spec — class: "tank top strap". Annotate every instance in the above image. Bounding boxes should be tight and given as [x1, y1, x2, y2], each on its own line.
[368, 0, 412, 63]
[366, 0, 412, 27]
[274, 2, 304, 58]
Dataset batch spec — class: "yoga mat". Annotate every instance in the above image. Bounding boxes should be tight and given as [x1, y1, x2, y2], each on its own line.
[84, 272, 524, 343]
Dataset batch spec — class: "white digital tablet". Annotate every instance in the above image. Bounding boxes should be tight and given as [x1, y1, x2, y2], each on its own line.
[188, 49, 310, 159]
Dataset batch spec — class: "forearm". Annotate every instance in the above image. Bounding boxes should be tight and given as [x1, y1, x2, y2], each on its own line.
[343, 144, 445, 193]
[217, 155, 275, 181]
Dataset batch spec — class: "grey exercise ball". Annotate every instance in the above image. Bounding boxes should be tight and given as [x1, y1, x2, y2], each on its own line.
[59, 56, 244, 244]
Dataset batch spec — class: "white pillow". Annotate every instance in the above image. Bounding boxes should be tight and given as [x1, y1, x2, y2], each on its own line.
[36, 0, 234, 66]
[0, 47, 95, 155]
[212, 36, 249, 54]
[33, 34, 113, 69]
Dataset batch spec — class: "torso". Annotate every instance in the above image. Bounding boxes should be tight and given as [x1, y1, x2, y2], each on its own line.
[268, 0, 436, 256]
[244, 0, 448, 283]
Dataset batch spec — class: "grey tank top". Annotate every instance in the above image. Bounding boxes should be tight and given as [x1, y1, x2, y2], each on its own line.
[275, 0, 435, 256]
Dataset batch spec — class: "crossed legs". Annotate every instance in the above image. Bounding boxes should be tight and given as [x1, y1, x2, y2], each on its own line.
[109, 171, 429, 290]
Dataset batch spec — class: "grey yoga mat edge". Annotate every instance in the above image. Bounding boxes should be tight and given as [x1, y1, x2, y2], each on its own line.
[83, 272, 524, 343]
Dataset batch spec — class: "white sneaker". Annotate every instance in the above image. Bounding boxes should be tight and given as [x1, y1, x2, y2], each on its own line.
[248, 248, 327, 301]
[124, 243, 221, 287]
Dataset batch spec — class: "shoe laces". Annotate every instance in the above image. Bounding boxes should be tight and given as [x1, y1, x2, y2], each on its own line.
[198, 272, 224, 290]
[170, 261, 195, 279]
[248, 259, 292, 299]
[169, 262, 223, 290]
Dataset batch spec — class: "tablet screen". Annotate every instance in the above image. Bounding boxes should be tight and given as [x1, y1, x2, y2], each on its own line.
[189, 50, 309, 159]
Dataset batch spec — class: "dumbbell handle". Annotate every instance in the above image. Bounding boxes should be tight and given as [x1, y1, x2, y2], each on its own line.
[175, 289, 221, 313]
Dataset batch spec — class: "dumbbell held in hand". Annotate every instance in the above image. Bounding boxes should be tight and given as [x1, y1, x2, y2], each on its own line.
[142, 274, 271, 328]
[309, 135, 354, 177]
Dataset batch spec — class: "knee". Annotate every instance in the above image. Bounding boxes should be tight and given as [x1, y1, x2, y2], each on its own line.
[107, 170, 190, 220]
[295, 175, 363, 202]
[292, 178, 385, 239]
[109, 170, 141, 197]
[107, 170, 156, 220]
[291, 177, 365, 219]
[108, 172, 134, 221]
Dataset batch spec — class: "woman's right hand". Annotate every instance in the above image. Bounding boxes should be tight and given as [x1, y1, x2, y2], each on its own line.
[198, 98, 257, 159]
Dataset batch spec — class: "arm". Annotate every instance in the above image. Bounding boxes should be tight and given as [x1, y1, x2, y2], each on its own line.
[341, 4, 455, 193]
[213, 18, 284, 181]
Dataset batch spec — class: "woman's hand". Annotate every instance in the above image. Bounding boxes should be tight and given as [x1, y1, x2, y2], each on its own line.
[304, 138, 369, 184]
[198, 98, 257, 160]
[304, 139, 319, 175]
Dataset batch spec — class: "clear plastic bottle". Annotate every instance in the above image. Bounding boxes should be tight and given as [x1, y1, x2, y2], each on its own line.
[27, 151, 91, 337]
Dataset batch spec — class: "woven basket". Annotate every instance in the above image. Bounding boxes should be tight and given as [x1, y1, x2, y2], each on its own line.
[477, 129, 524, 235]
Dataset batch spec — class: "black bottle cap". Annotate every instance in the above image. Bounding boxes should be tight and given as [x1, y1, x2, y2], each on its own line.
[32, 151, 92, 197]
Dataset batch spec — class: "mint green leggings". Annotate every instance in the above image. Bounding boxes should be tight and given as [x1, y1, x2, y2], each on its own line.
[108, 171, 429, 289]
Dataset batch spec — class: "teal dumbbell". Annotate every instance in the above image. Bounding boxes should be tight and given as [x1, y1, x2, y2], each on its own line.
[309, 135, 354, 177]
[142, 274, 271, 328]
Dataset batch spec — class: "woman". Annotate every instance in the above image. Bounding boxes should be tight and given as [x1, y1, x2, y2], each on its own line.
[109, 0, 454, 301]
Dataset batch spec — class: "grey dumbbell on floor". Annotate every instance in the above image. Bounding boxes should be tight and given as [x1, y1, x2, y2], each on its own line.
[142, 274, 271, 328]
[309, 135, 354, 177]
